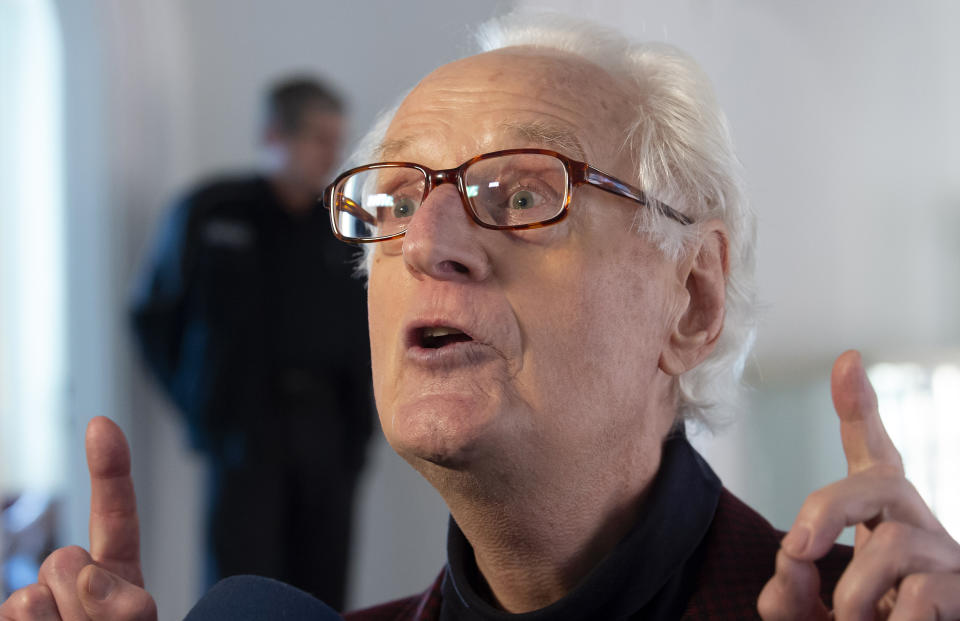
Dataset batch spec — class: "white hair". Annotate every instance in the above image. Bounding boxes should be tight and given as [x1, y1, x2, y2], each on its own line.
[349, 11, 758, 429]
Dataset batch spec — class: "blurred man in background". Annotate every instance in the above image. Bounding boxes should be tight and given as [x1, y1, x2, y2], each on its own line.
[129, 76, 371, 611]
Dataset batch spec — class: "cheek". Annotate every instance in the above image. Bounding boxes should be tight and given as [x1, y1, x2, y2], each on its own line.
[584, 268, 671, 380]
[509, 247, 673, 414]
[367, 257, 402, 402]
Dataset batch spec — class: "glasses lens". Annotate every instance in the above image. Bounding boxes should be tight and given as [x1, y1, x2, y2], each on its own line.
[332, 166, 426, 240]
[464, 153, 567, 227]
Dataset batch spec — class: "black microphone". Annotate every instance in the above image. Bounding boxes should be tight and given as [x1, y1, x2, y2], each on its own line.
[183, 575, 344, 620]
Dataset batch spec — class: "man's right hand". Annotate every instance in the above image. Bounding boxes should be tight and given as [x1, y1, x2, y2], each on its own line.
[0, 417, 158, 620]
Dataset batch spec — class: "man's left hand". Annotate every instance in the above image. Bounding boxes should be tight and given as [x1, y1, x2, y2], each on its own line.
[758, 350, 960, 620]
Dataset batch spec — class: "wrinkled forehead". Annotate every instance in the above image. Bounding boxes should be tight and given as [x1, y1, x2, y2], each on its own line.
[380, 47, 634, 169]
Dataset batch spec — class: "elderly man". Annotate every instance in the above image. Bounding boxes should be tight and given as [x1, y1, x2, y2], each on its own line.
[3, 13, 959, 621]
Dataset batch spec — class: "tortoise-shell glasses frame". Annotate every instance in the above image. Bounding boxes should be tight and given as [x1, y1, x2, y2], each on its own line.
[321, 148, 692, 243]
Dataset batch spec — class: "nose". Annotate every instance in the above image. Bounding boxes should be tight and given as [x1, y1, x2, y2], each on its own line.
[401, 184, 492, 282]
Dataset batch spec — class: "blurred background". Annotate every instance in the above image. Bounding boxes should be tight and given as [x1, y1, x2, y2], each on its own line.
[1, 0, 958, 618]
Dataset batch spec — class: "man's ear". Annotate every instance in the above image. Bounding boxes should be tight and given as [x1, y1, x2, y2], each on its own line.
[659, 219, 729, 376]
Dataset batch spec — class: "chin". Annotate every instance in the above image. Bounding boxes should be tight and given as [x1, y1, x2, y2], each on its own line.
[381, 392, 504, 471]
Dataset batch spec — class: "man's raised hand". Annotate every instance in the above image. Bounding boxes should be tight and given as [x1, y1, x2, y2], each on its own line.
[0, 417, 157, 620]
[758, 350, 960, 620]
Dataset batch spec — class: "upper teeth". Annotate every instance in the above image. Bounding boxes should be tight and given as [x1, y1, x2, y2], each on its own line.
[423, 326, 461, 338]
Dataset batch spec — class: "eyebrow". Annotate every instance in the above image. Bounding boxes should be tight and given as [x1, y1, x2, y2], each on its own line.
[498, 119, 587, 161]
[374, 120, 588, 163]
[374, 136, 415, 161]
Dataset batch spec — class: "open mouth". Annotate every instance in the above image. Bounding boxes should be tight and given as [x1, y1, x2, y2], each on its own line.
[417, 326, 474, 349]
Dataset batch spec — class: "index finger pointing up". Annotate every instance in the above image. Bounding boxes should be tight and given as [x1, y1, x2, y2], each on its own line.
[830, 350, 903, 475]
[85, 416, 145, 587]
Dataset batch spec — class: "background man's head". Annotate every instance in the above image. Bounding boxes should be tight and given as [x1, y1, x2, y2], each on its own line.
[262, 76, 345, 195]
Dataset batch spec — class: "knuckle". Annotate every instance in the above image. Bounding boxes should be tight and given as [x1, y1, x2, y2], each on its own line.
[756, 581, 779, 620]
[133, 595, 158, 621]
[892, 600, 933, 621]
[833, 579, 854, 618]
[832, 582, 856, 616]
[39, 544, 93, 583]
[872, 520, 910, 550]
[81, 574, 157, 621]
[866, 464, 916, 499]
[40, 546, 90, 576]
[832, 569, 871, 620]
[6, 584, 55, 615]
[799, 488, 833, 527]
[899, 477, 923, 501]
[803, 487, 827, 509]
[898, 573, 933, 605]
[756, 590, 791, 621]
[870, 462, 903, 480]
[880, 469, 912, 497]
[114, 589, 158, 621]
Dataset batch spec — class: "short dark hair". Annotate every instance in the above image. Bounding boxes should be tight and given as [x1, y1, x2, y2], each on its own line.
[264, 76, 345, 134]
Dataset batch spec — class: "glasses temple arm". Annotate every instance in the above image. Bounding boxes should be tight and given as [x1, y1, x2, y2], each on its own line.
[325, 193, 377, 225]
[583, 167, 693, 225]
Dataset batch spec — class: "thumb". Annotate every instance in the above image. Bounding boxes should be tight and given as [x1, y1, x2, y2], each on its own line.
[78, 565, 157, 621]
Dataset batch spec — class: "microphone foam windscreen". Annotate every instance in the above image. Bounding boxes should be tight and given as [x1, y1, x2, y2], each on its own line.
[183, 575, 344, 620]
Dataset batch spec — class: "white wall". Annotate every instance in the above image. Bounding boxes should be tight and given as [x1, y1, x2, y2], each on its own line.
[0, 0, 66, 496]
[47, 0, 960, 618]
[54, 4, 200, 620]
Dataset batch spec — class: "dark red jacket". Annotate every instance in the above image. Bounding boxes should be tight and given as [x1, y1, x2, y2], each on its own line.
[345, 489, 852, 620]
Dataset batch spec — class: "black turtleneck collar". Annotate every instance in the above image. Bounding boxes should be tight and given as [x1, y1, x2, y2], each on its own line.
[439, 433, 722, 621]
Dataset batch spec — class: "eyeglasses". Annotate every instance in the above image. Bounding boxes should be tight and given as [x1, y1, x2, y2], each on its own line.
[321, 148, 692, 243]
